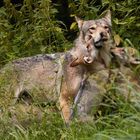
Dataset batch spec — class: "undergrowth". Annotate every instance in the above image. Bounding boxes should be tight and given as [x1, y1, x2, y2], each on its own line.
[0, 90, 140, 140]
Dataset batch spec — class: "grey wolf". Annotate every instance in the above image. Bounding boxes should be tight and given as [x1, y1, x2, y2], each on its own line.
[0, 11, 113, 125]
[60, 10, 140, 125]
[0, 53, 63, 105]
[59, 10, 114, 125]
[0, 33, 95, 110]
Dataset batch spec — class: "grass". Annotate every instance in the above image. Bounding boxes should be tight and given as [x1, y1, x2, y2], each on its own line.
[0, 59, 140, 140]
[0, 92, 140, 140]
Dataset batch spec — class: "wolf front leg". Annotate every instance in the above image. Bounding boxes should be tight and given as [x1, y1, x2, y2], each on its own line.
[59, 80, 72, 126]
[59, 74, 82, 126]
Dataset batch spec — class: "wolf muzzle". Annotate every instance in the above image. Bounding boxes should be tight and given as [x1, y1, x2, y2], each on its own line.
[94, 32, 108, 49]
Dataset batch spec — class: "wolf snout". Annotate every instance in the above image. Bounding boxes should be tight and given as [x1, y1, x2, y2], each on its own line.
[94, 32, 108, 49]
[100, 32, 108, 42]
[94, 40, 103, 49]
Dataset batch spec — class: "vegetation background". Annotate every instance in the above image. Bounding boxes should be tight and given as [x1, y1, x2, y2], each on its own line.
[0, 0, 140, 66]
[0, 0, 140, 139]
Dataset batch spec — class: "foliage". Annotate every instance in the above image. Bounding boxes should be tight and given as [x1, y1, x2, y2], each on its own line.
[0, 0, 140, 65]
[0, 0, 140, 139]
[0, 0, 67, 65]
[68, 0, 140, 50]
[0, 93, 140, 140]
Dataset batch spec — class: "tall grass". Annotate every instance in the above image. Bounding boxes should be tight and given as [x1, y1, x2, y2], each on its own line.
[0, 89, 140, 140]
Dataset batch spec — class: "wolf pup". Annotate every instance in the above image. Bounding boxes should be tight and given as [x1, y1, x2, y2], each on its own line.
[60, 10, 113, 125]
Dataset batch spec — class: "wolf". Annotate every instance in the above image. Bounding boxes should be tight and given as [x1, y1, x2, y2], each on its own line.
[0, 29, 96, 108]
[77, 46, 140, 122]
[60, 10, 140, 125]
[59, 10, 115, 125]
[0, 10, 113, 125]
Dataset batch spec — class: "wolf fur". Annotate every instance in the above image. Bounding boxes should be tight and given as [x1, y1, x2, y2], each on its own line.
[0, 53, 64, 105]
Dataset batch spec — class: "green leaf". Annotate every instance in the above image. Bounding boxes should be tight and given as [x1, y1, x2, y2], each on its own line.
[70, 22, 77, 30]
[114, 34, 122, 46]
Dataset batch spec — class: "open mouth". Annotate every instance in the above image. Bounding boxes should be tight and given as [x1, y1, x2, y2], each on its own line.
[94, 38, 108, 49]
[94, 41, 103, 49]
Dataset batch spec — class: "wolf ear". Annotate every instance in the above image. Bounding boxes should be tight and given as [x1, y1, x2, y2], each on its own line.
[75, 16, 83, 30]
[104, 10, 111, 26]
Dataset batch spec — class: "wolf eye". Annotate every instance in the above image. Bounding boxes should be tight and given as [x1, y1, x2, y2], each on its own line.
[104, 26, 109, 29]
[89, 27, 96, 33]
[90, 27, 96, 30]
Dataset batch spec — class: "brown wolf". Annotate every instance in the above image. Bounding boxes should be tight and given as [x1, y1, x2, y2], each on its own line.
[59, 10, 114, 125]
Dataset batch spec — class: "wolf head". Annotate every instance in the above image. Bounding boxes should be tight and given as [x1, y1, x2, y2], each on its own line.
[70, 10, 112, 67]
[111, 47, 140, 66]
[75, 10, 112, 49]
